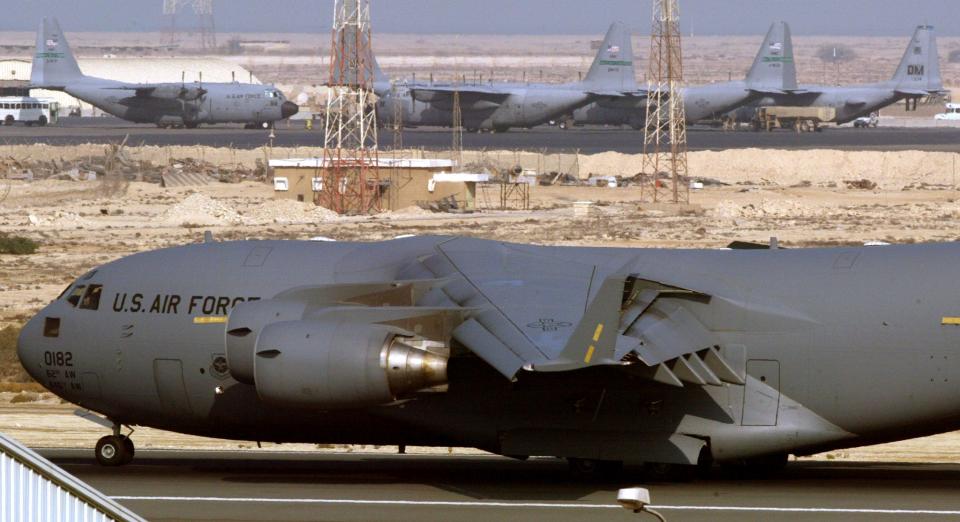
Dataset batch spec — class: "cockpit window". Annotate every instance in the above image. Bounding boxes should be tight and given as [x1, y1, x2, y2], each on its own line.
[79, 284, 103, 311]
[66, 285, 86, 307]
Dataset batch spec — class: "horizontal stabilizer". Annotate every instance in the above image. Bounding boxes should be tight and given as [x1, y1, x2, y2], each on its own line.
[895, 89, 934, 97]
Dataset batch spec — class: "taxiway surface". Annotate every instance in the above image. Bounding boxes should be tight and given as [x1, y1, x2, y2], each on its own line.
[4, 118, 960, 153]
[40, 450, 960, 522]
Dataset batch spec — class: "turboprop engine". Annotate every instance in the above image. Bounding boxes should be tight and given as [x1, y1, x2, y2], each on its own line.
[147, 85, 208, 101]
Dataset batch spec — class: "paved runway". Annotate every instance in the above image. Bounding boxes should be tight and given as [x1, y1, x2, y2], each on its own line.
[40, 450, 960, 521]
[3, 117, 960, 153]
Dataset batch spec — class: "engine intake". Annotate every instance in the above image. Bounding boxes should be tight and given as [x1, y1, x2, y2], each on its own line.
[225, 299, 308, 384]
[253, 318, 447, 409]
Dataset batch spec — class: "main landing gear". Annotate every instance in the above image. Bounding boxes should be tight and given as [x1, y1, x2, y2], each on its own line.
[94, 422, 136, 466]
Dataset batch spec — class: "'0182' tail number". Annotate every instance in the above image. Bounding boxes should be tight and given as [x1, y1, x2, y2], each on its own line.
[43, 351, 73, 367]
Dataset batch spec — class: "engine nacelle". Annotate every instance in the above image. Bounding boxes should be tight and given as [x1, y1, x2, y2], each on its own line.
[147, 85, 206, 101]
[253, 319, 448, 409]
[225, 299, 308, 384]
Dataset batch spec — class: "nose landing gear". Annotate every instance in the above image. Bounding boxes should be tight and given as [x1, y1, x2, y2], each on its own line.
[74, 409, 137, 466]
[95, 434, 135, 466]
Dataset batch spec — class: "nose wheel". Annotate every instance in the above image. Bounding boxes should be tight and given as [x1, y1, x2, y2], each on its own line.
[95, 434, 135, 466]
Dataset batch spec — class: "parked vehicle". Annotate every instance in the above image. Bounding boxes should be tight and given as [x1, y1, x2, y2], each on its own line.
[853, 112, 879, 128]
[935, 103, 960, 121]
[0, 96, 60, 126]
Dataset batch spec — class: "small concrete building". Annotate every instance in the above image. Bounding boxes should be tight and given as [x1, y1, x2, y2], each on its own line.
[269, 158, 488, 212]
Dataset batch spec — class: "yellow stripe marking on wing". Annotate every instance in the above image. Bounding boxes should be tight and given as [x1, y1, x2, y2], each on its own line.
[592, 323, 604, 342]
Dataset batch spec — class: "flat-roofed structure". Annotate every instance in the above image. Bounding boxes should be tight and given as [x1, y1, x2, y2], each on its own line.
[269, 158, 488, 212]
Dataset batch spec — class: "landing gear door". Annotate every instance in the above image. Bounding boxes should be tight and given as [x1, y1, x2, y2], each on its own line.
[741, 359, 780, 426]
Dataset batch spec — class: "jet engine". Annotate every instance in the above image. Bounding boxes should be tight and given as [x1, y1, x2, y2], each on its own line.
[251, 319, 448, 409]
[225, 299, 308, 385]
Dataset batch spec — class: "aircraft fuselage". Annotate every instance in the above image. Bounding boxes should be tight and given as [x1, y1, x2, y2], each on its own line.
[66, 77, 297, 127]
[17, 238, 960, 466]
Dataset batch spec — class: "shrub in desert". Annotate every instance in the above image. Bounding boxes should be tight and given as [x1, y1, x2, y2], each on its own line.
[0, 234, 39, 255]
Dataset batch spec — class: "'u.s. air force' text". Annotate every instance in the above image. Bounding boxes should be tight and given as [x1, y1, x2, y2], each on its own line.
[112, 293, 261, 315]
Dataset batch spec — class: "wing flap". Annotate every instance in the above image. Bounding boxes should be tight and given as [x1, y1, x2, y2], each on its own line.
[452, 318, 527, 378]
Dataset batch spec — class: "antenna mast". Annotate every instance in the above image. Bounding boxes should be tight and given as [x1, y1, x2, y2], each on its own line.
[316, 0, 381, 214]
[641, 0, 689, 204]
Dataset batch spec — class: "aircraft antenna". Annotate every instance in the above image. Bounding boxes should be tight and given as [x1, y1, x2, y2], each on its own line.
[640, 0, 689, 204]
[316, 0, 381, 214]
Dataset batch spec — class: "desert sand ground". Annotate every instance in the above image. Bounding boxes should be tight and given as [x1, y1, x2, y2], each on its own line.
[4, 144, 960, 462]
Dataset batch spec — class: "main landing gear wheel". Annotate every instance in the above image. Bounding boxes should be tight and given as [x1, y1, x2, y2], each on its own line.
[566, 457, 623, 480]
[95, 434, 135, 466]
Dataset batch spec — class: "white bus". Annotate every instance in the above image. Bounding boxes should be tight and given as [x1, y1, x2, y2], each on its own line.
[0, 97, 60, 126]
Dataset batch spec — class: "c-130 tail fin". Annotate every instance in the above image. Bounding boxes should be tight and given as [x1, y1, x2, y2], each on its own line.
[31, 18, 85, 89]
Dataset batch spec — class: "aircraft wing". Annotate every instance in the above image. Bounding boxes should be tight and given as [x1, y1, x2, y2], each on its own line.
[103, 85, 159, 97]
[402, 237, 759, 387]
[586, 89, 648, 98]
[409, 85, 511, 106]
[104, 84, 206, 101]
[765, 88, 821, 96]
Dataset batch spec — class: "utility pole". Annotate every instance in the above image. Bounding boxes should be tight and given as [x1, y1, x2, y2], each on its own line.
[452, 89, 463, 169]
[317, 0, 381, 214]
[641, 0, 689, 204]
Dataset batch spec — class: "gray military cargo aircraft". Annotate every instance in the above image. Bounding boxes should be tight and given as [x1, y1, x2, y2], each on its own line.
[30, 18, 299, 129]
[727, 25, 944, 125]
[375, 22, 642, 132]
[17, 236, 960, 475]
[570, 21, 797, 129]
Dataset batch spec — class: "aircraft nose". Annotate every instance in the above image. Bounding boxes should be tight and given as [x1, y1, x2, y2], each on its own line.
[281, 101, 299, 119]
[17, 313, 45, 382]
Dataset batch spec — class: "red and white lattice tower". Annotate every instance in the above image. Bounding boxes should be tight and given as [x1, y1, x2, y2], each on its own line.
[640, 0, 689, 204]
[317, 0, 381, 214]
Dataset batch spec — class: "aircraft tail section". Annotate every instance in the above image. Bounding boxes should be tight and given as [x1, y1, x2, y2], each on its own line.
[30, 17, 85, 89]
[582, 21, 637, 91]
[745, 21, 797, 92]
[891, 25, 943, 93]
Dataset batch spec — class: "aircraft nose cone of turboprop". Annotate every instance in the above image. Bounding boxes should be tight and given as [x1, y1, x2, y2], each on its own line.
[281, 101, 299, 119]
